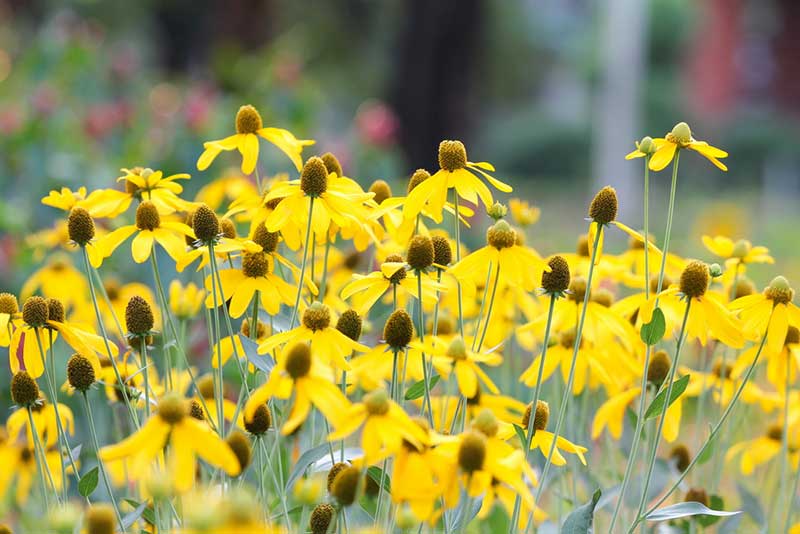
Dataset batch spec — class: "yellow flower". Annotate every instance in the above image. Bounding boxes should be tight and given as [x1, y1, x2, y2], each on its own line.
[328, 388, 429, 463]
[340, 256, 444, 315]
[592, 384, 682, 442]
[263, 156, 373, 240]
[449, 220, 549, 292]
[169, 280, 205, 319]
[97, 201, 194, 263]
[197, 104, 314, 174]
[390, 418, 443, 522]
[730, 275, 800, 355]
[702, 235, 774, 267]
[648, 122, 728, 171]
[525, 401, 587, 466]
[195, 171, 260, 214]
[726, 424, 799, 475]
[683, 360, 773, 410]
[20, 256, 93, 324]
[99, 393, 241, 492]
[403, 140, 511, 223]
[98, 279, 160, 336]
[0, 443, 63, 506]
[244, 342, 351, 435]
[642, 261, 745, 348]
[417, 335, 502, 398]
[624, 136, 658, 160]
[508, 198, 540, 227]
[7, 400, 74, 448]
[258, 302, 368, 370]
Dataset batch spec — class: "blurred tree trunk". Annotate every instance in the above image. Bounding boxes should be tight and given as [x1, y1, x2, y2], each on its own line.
[591, 0, 648, 224]
[389, 0, 484, 172]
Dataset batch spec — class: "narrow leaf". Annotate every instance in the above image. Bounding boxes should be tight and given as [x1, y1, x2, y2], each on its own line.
[285, 443, 330, 491]
[644, 375, 690, 420]
[367, 465, 391, 494]
[513, 424, 528, 449]
[404, 375, 440, 400]
[736, 483, 765, 527]
[239, 335, 274, 375]
[645, 502, 741, 522]
[78, 466, 99, 497]
[697, 495, 725, 527]
[696, 424, 716, 465]
[124, 499, 155, 525]
[640, 307, 666, 345]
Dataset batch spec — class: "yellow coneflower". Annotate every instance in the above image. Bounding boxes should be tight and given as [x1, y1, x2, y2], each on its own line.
[730, 276, 800, 354]
[99, 393, 241, 492]
[403, 140, 512, 223]
[328, 388, 429, 463]
[197, 104, 314, 174]
[97, 201, 194, 263]
[648, 122, 729, 171]
[244, 342, 351, 435]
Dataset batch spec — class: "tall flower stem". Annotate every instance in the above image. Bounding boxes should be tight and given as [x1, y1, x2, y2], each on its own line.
[82, 247, 139, 428]
[417, 271, 434, 426]
[776, 355, 792, 526]
[509, 293, 557, 533]
[150, 251, 214, 420]
[629, 317, 771, 531]
[82, 391, 125, 532]
[207, 241, 227, 438]
[610, 153, 677, 532]
[453, 191, 465, 337]
[634, 299, 692, 525]
[784, 448, 800, 532]
[534, 226, 601, 505]
[38, 330, 81, 504]
[250, 290, 260, 341]
[320, 238, 332, 302]
[27, 407, 55, 507]
[139, 338, 152, 417]
[290, 197, 316, 329]
[476, 262, 501, 352]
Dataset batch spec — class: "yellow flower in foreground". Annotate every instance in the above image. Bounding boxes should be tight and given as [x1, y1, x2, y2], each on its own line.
[403, 140, 511, 223]
[648, 121, 728, 171]
[98, 201, 194, 263]
[449, 220, 549, 292]
[204, 251, 297, 318]
[244, 342, 351, 435]
[525, 401, 587, 466]
[328, 388, 429, 463]
[730, 275, 800, 355]
[258, 302, 368, 370]
[99, 393, 241, 492]
[642, 261, 745, 348]
[197, 104, 314, 174]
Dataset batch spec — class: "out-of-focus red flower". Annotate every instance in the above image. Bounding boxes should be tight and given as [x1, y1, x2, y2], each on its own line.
[32, 83, 59, 117]
[0, 107, 24, 135]
[274, 53, 302, 88]
[184, 85, 216, 131]
[355, 99, 398, 147]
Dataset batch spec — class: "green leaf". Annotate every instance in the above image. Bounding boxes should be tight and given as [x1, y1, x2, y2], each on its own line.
[513, 424, 527, 449]
[697, 495, 725, 527]
[562, 489, 601, 534]
[124, 499, 156, 525]
[239, 335, 274, 375]
[697, 424, 716, 465]
[285, 443, 329, 491]
[736, 483, 765, 526]
[645, 501, 741, 522]
[640, 307, 666, 345]
[404, 375, 440, 400]
[644, 375, 690, 420]
[367, 465, 391, 494]
[78, 466, 98, 497]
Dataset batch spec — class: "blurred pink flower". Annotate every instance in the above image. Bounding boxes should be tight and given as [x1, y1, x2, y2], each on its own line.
[274, 53, 302, 88]
[355, 99, 398, 147]
[0, 107, 24, 135]
[32, 83, 59, 117]
[184, 85, 216, 131]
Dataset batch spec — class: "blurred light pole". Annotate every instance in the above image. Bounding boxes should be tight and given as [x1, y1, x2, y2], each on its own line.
[591, 0, 649, 225]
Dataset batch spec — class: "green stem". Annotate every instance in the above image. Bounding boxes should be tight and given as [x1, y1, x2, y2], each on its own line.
[776, 354, 791, 526]
[509, 293, 557, 533]
[534, 225, 601, 505]
[207, 241, 227, 439]
[320, 238, 332, 303]
[417, 271, 434, 426]
[139, 337, 152, 417]
[453, 190, 464, 337]
[634, 298, 692, 525]
[476, 262, 501, 352]
[630, 319, 771, 530]
[82, 247, 139, 428]
[250, 290, 260, 341]
[784, 448, 800, 532]
[27, 407, 54, 508]
[290, 197, 316, 329]
[83, 392, 126, 531]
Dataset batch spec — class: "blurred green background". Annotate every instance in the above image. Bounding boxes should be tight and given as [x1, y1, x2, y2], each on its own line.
[1, 0, 799, 288]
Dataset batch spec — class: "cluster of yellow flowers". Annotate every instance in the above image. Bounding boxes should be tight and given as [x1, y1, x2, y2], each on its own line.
[1, 108, 799, 534]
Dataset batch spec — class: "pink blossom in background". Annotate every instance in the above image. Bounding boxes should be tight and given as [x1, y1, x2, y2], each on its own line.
[355, 99, 398, 147]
